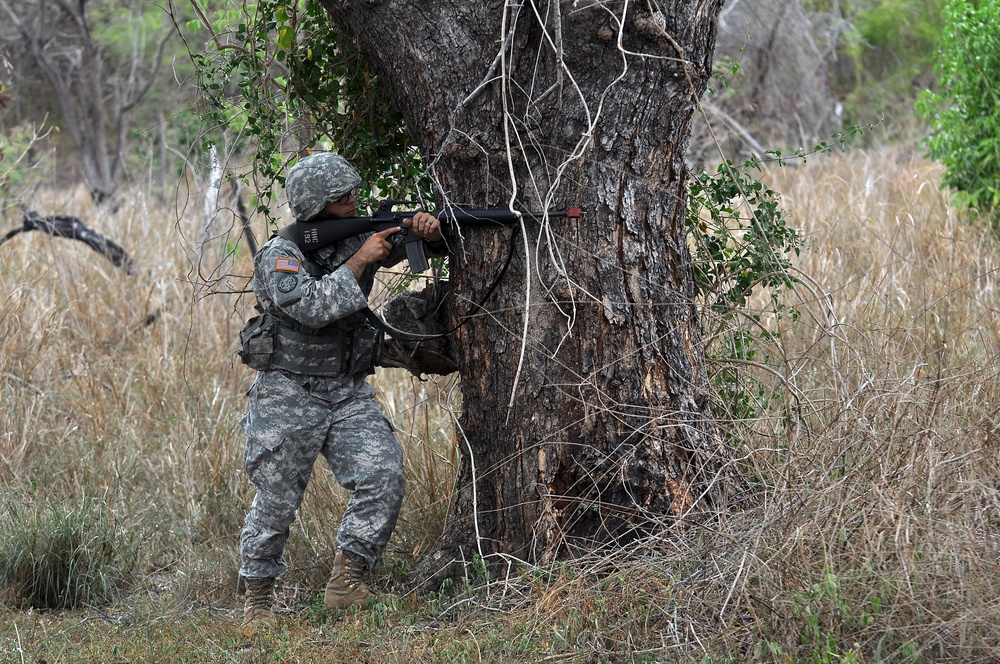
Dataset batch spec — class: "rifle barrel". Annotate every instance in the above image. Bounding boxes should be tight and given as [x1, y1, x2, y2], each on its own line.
[287, 207, 583, 250]
[437, 207, 583, 226]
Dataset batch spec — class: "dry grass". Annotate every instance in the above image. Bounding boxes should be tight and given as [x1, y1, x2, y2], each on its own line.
[688, 147, 1000, 661]
[0, 147, 998, 662]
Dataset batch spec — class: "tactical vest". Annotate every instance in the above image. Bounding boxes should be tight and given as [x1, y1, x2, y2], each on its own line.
[238, 238, 382, 377]
[269, 309, 380, 377]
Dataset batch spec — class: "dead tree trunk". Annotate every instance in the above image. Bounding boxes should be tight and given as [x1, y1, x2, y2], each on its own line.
[322, 0, 743, 584]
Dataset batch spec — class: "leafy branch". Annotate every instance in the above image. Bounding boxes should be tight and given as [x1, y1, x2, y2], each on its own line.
[916, 0, 1000, 218]
[186, 0, 425, 227]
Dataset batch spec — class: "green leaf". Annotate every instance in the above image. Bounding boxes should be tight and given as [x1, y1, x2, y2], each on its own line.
[277, 25, 293, 49]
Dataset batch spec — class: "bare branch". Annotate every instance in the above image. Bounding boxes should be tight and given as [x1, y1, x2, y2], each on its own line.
[2, 210, 134, 273]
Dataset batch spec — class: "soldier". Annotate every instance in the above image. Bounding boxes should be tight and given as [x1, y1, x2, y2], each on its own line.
[237, 152, 445, 623]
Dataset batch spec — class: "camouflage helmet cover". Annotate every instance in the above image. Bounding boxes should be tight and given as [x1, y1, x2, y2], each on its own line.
[285, 152, 363, 220]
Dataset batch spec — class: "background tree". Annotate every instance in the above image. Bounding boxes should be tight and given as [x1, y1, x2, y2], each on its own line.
[689, 0, 944, 162]
[0, 0, 174, 204]
[0, 48, 11, 110]
[693, 0, 847, 163]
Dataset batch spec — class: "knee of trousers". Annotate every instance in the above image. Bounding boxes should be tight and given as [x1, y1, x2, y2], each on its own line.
[332, 431, 405, 501]
[245, 491, 301, 533]
[363, 465, 406, 507]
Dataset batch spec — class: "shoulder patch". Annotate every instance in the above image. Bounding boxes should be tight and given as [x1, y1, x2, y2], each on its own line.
[276, 274, 299, 293]
[275, 257, 300, 273]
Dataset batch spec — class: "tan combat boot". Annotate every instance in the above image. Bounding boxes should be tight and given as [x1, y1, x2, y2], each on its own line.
[324, 549, 374, 609]
[243, 577, 276, 625]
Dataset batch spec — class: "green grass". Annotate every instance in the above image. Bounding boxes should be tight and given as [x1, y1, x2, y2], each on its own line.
[0, 492, 142, 610]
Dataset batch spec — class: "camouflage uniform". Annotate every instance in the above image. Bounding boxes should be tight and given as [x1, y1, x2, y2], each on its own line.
[238, 154, 435, 580]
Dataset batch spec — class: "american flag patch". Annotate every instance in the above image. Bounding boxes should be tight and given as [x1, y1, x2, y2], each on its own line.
[275, 257, 300, 273]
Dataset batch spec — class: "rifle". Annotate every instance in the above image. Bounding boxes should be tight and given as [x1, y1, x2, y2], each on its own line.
[279, 200, 584, 273]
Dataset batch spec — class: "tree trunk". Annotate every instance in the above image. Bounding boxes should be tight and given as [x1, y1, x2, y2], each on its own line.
[322, 0, 743, 584]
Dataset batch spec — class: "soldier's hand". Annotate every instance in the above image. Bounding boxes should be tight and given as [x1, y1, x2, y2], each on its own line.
[345, 226, 400, 279]
[404, 212, 443, 243]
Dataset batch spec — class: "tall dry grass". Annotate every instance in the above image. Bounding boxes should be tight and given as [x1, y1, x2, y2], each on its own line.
[673, 147, 1000, 660]
[0, 147, 997, 660]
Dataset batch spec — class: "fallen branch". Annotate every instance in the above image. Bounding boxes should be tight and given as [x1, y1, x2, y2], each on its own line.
[0, 210, 134, 274]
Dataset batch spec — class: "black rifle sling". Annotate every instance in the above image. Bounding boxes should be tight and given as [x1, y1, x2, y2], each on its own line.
[363, 225, 520, 341]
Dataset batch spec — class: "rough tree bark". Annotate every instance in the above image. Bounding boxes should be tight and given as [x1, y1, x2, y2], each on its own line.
[322, 0, 743, 584]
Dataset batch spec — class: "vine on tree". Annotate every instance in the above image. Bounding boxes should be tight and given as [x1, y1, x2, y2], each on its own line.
[686, 155, 802, 424]
[687, 123, 875, 423]
[188, 0, 426, 226]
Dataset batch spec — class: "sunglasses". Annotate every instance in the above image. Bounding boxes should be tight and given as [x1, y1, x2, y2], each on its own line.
[335, 188, 359, 205]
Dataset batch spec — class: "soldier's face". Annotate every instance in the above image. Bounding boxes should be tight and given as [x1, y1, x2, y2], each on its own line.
[322, 193, 356, 218]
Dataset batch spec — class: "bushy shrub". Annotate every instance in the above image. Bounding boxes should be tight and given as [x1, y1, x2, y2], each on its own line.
[916, 0, 1000, 215]
[0, 492, 143, 609]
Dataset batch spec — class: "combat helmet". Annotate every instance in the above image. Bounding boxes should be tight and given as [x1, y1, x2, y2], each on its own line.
[285, 152, 362, 220]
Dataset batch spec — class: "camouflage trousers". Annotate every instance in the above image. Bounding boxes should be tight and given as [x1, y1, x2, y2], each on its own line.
[239, 370, 404, 579]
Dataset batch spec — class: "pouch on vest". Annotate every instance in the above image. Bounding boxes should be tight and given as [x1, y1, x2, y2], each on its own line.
[349, 319, 384, 376]
[238, 313, 277, 370]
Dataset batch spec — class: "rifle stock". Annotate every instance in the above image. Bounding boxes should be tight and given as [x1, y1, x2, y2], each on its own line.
[283, 203, 583, 274]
